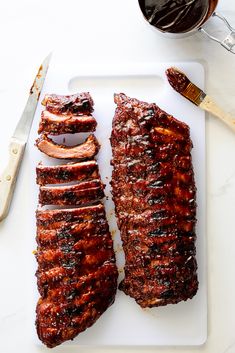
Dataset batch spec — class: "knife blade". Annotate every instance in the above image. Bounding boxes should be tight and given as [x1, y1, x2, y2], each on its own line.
[13, 54, 51, 143]
[0, 54, 51, 222]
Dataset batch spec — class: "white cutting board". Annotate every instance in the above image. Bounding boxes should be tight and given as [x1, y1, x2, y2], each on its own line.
[28, 56, 207, 347]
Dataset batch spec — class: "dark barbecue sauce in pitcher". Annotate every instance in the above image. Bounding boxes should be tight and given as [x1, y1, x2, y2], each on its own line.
[139, 0, 209, 33]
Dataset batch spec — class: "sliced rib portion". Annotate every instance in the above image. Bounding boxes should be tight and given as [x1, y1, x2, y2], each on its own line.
[35, 134, 100, 160]
[38, 110, 97, 135]
[42, 92, 94, 115]
[36, 204, 105, 231]
[36, 204, 118, 348]
[36, 161, 99, 186]
[110, 93, 198, 308]
[36, 221, 109, 250]
[39, 180, 104, 206]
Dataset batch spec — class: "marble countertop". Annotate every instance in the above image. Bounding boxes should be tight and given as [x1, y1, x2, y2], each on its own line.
[0, 1, 235, 353]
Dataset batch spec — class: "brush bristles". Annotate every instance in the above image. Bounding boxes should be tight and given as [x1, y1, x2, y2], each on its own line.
[166, 67, 206, 105]
[182, 82, 206, 106]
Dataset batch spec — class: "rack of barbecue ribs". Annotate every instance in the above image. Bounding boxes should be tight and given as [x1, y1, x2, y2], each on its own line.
[35, 93, 118, 348]
[110, 93, 198, 308]
[35, 205, 117, 348]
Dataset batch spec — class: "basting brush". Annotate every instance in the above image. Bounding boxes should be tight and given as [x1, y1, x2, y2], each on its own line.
[165, 67, 235, 133]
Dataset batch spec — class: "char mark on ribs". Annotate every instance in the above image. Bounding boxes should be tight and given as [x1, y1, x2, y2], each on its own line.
[38, 110, 97, 135]
[36, 161, 100, 186]
[110, 93, 198, 308]
[35, 203, 118, 348]
[36, 204, 106, 231]
[42, 92, 94, 115]
[39, 179, 105, 206]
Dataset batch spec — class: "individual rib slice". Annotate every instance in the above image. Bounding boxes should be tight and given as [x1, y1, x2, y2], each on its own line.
[35, 134, 100, 159]
[42, 92, 94, 115]
[36, 221, 109, 249]
[36, 204, 105, 231]
[36, 204, 118, 348]
[36, 161, 99, 186]
[39, 180, 104, 206]
[110, 93, 198, 308]
[38, 110, 97, 135]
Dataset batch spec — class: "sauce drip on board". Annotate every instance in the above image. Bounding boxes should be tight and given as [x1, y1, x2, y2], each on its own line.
[139, 0, 209, 33]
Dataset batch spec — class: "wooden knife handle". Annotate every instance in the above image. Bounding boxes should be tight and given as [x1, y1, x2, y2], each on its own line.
[200, 95, 235, 133]
[0, 139, 25, 222]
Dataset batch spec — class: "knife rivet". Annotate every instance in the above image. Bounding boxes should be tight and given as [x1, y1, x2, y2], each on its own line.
[6, 175, 11, 181]
[12, 148, 18, 154]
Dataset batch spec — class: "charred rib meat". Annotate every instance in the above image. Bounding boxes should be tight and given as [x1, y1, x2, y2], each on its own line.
[39, 180, 104, 206]
[42, 92, 94, 115]
[38, 110, 97, 135]
[36, 204, 105, 231]
[110, 93, 198, 308]
[35, 92, 117, 348]
[36, 161, 100, 186]
[36, 204, 118, 348]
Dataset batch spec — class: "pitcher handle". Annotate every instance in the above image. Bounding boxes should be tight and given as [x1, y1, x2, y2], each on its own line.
[199, 12, 235, 54]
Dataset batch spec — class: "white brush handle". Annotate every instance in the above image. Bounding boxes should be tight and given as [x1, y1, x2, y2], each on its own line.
[200, 95, 235, 133]
[0, 138, 25, 222]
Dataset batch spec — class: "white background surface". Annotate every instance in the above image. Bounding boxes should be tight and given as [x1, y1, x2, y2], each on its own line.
[28, 60, 206, 346]
[0, 1, 235, 353]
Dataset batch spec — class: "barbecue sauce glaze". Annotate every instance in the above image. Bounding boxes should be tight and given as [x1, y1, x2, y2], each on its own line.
[139, 0, 209, 33]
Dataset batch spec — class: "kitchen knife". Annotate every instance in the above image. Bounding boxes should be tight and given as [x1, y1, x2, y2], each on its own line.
[0, 54, 51, 222]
